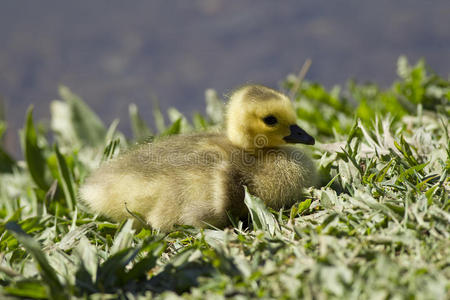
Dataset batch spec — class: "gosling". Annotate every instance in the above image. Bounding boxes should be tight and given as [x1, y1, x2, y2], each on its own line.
[79, 85, 316, 231]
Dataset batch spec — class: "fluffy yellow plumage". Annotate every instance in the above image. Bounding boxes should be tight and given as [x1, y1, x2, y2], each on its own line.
[79, 85, 316, 231]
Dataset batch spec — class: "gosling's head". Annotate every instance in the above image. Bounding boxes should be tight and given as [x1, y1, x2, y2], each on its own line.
[226, 84, 315, 149]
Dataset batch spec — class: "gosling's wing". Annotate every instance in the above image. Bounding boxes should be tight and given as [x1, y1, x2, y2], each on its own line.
[115, 133, 231, 177]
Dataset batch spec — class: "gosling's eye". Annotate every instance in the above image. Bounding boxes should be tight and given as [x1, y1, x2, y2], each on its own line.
[262, 115, 278, 126]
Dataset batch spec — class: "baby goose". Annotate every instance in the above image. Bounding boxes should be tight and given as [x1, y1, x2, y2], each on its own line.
[80, 85, 316, 231]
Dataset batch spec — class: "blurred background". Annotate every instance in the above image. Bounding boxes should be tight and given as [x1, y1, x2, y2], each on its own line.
[1, 0, 449, 155]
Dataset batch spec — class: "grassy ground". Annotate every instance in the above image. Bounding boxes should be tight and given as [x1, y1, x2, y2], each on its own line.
[0, 57, 449, 299]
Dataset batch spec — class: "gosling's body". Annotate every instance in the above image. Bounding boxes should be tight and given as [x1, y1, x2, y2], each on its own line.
[80, 85, 316, 231]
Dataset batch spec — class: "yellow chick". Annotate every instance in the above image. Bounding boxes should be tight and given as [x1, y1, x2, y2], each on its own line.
[79, 85, 316, 231]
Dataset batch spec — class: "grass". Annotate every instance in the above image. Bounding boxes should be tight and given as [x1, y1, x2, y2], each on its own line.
[0, 56, 449, 299]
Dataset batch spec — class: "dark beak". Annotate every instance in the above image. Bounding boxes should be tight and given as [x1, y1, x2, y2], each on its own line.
[283, 124, 315, 145]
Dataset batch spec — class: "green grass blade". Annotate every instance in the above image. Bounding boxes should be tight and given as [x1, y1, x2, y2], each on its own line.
[152, 101, 166, 134]
[243, 186, 280, 236]
[95, 247, 139, 290]
[161, 118, 182, 136]
[4, 280, 48, 299]
[0, 145, 15, 173]
[297, 198, 312, 215]
[5, 222, 67, 299]
[53, 144, 76, 211]
[205, 88, 225, 124]
[192, 112, 208, 130]
[129, 103, 152, 141]
[101, 138, 120, 162]
[23, 106, 49, 190]
[59, 86, 106, 147]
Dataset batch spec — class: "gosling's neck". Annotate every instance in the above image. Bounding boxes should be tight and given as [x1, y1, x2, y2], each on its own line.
[226, 125, 268, 153]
